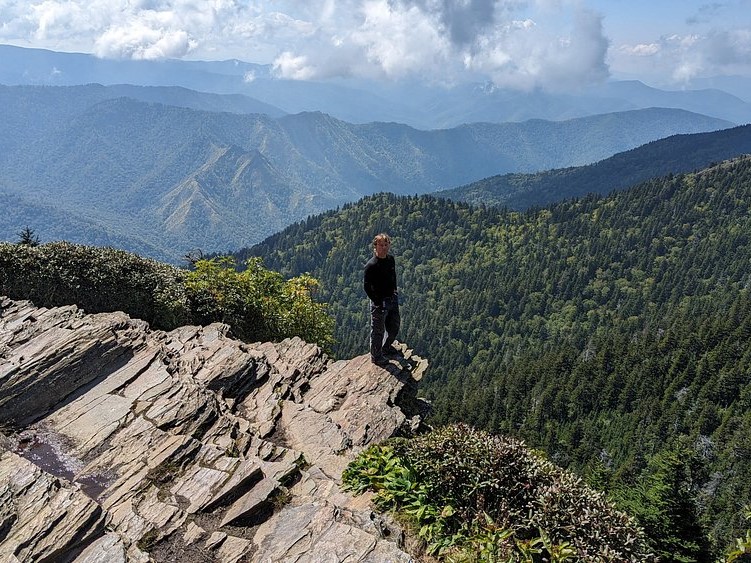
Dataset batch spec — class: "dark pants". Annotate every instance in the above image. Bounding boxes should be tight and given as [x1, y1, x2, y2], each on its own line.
[370, 295, 400, 359]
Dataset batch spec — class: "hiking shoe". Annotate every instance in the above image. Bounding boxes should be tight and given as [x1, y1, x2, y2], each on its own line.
[371, 355, 389, 366]
[382, 344, 400, 356]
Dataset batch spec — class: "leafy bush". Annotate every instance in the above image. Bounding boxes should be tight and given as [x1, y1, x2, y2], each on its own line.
[0, 242, 334, 350]
[0, 241, 190, 328]
[343, 424, 655, 561]
[184, 256, 334, 351]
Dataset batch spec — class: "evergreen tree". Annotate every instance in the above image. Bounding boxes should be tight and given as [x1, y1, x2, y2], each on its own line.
[615, 447, 712, 562]
[16, 226, 39, 246]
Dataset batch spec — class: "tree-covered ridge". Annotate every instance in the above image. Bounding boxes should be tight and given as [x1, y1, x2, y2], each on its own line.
[437, 124, 751, 210]
[245, 155, 751, 556]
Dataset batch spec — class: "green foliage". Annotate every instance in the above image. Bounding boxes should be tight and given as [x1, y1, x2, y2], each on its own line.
[0, 242, 334, 350]
[343, 424, 655, 561]
[613, 445, 712, 562]
[184, 256, 334, 351]
[246, 155, 751, 554]
[16, 226, 40, 247]
[0, 241, 190, 328]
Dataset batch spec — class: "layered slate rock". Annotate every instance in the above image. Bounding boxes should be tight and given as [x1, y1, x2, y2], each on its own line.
[0, 449, 106, 563]
[0, 296, 428, 562]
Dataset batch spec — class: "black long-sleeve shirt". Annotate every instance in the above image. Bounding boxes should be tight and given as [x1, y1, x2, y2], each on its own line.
[363, 255, 397, 304]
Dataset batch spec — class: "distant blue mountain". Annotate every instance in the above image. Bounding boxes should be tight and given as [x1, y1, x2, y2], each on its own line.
[2, 44, 750, 128]
[0, 82, 733, 262]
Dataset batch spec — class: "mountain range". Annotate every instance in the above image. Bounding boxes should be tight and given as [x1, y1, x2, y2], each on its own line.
[2, 44, 751, 128]
[438, 123, 751, 209]
[0, 81, 735, 262]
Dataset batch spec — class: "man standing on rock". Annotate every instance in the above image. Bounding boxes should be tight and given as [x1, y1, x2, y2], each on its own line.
[364, 233, 401, 366]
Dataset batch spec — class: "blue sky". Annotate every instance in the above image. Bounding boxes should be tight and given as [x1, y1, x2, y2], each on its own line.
[590, 0, 751, 81]
[0, 0, 749, 90]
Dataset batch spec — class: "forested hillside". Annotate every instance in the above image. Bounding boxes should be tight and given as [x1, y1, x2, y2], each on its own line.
[438, 124, 751, 210]
[0, 83, 733, 262]
[244, 156, 751, 557]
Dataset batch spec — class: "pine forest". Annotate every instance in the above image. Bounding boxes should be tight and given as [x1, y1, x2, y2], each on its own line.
[243, 155, 751, 557]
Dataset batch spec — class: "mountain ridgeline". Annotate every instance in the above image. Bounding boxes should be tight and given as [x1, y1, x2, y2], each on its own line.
[438, 124, 751, 210]
[244, 156, 751, 554]
[4, 44, 751, 128]
[0, 83, 735, 262]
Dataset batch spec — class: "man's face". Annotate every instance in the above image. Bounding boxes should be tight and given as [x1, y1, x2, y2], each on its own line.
[375, 239, 390, 258]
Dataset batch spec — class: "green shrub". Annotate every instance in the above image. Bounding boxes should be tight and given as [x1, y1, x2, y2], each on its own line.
[0, 241, 190, 328]
[343, 424, 655, 561]
[0, 242, 334, 351]
[184, 256, 334, 351]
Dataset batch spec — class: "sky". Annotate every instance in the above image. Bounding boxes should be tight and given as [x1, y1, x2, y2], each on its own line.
[0, 0, 749, 91]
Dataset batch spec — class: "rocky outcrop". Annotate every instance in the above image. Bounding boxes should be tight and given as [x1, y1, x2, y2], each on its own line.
[0, 296, 429, 562]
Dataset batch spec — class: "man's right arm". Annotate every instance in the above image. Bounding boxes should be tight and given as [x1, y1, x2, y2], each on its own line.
[363, 261, 381, 304]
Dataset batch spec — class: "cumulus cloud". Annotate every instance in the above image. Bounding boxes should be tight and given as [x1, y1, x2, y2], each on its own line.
[672, 27, 751, 82]
[616, 26, 751, 85]
[463, 8, 609, 90]
[264, 0, 455, 82]
[704, 27, 751, 66]
[273, 51, 318, 80]
[268, 0, 610, 90]
[404, 0, 500, 47]
[0, 0, 612, 89]
[620, 43, 661, 57]
[94, 24, 194, 59]
[348, 0, 454, 79]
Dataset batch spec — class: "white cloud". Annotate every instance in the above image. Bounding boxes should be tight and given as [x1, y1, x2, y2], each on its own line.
[94, 24, 193, 60]
[268, 0, 610, 89]
[3, 0, 750, 89]
[0, 0, 612, 89]
[349, 0, 454, 79]
[704, 27, 751, 66]
[463, 7, 610, 90]
[264, 0, 456, 82]
[621, 43, 661, 57]
[672, 28, 751, 82]
[272, 51, 317, 80]
[614, 26, 751, 85]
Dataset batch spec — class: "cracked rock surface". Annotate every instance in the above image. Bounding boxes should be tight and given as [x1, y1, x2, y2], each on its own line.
[0, 296, 429, 562]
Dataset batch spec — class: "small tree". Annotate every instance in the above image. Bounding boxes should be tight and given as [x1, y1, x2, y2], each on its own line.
[184, 256, 334, 351]
[16, 226, 40, 247]
[615, 446, 712, 562]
